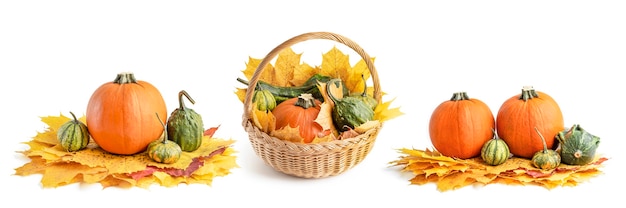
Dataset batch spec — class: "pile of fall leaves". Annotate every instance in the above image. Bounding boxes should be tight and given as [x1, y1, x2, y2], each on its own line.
[390, 148, 608, 192]
[14, 114, 238, 188]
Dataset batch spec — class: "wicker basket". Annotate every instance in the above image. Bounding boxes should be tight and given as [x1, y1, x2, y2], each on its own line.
[242, 31, 383, 178]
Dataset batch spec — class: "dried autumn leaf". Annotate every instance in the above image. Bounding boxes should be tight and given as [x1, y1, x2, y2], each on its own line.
[390, 148, 608, 192]
[14, 114, 238, 188]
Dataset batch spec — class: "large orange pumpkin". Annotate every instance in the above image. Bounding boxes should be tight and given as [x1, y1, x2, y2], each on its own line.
[496, 86, 564, 159]
[272, 93, 324, 143]
[429, 92, 495, 159]
[86, 72, 167, 155]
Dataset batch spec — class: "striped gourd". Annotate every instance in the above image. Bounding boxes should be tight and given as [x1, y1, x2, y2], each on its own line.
[531, 127, 561, 170]
[57, 112, 90, 152]
[167, 90, 204, 152]
[148, 112, 182, 164]
[480, 130, 510, 166]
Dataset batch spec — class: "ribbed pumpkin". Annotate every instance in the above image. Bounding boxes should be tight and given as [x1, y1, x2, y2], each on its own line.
[57, 111, 90, 152]
[480, 130, 510, 166]
[147, 113, 182, 164]
[429, 92, 495, 159]
[496, 86, 564, 159]
[86, 72, 167, 155]
[167, 90, 204, 152]
[272, 93, 324, 143]
[253, 89, 276, 112]
[531, 127, 561, 170]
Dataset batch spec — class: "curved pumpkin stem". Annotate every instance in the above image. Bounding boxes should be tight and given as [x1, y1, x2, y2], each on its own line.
[359, 74, 368, 97]
[177, 90, 196, 111]
[326, 78, 345, 104]
[534, 127, 548, 153]
[450, 92, 470, 101]
[68, 111, 79, 123]
[519, 86, 540, 101]
[113, 72, 138, 84]
[155, 112, 168, 144]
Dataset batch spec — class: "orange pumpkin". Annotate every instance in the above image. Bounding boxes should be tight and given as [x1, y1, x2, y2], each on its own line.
[429, 92, 495, 159]
[496, 86, 564, 159]
[86, 72, 167, 155]
[272, 93, 324, 143]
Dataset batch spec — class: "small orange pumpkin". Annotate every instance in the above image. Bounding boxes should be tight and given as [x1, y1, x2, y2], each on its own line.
[429, 92, 495, 159]
[272, 93, 324, 143]
[86, 72, 167, 155]
[496, 86, 564, 159]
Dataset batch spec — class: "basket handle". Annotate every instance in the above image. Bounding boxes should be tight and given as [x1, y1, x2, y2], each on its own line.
[243, 31, 381, 116]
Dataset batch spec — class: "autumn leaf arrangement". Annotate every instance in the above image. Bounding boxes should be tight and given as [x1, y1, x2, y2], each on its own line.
[15, 75, 238, 189]
[236, 32, 402, 178]
[390, 88, 608, 192]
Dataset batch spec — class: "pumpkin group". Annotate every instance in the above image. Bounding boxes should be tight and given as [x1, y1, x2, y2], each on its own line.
[86, 72, 167, 155]
[429, 92, 495, 159]
[496, 86, 564, 159]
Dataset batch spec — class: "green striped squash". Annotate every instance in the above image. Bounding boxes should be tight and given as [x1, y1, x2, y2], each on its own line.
[531, 127, 561, 170]
[57, 112, 90, 152]
[167, 90, 204, 152]
[147, 139, 182, 164]
[480, 131, 510, 166]
[253, 89, 277, 112]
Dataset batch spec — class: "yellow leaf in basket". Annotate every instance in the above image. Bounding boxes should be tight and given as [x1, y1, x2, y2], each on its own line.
[252, 107, 276, 134]
[314, 82, 339, 137]
[374, 97, 403, 122]
[290, 64, 319, 86]
[320, 47, 351, 87]
[347, 58, 373, 94]
[271, 125, 306, 143]
[273, 48, 300, 87]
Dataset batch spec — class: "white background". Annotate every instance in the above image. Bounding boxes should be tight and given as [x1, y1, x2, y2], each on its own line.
[1, 1, 624, 207]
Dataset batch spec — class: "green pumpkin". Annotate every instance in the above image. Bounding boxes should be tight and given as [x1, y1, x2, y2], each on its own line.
[531, 127, 561, 170]
[480, 130, 510, 166]
[57, 111, 90, 152]
[556, 124, 600, 165]
[253, 89, 276, 111]
[149, 113, 182, 164]
[167, 90, 204, 152]
[326, 79, 374, 131]
[348, 74, 378, 110]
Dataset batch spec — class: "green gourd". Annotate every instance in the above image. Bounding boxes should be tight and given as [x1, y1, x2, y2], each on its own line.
[167, 90, 204, 152]
[57, 111, 90, 152]
[327, 78, 374, 131]
[531, 127, 561, 170]
[237, 74, 341, 104]
[349, 74, 378, 110]
[556, 124, 600, 165]
[480, 129, 510, 166]
[253, 88, 276, 111]
[148, 113, 182, 164]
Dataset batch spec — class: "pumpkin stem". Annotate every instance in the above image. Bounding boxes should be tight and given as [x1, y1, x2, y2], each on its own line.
[326, 79, 344, 104]
[534, 127, 549, 153]
[155, 112, 168, 144]
[519, 86, 539, 101]
[113, 72, 138, 84]
[359, 74, 368, 97]
[491, 128, 498, 140]
[177, 90, 196, 111]
[68, 111, 79, 123]
[295, 94, 317, 109]
[450, 92, 470, 101]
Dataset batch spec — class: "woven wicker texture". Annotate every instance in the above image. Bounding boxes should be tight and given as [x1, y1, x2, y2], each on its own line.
[242, 31, 383, 178]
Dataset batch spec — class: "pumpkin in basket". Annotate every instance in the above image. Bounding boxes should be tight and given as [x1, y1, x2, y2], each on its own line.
[272, 93, 327, 143]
